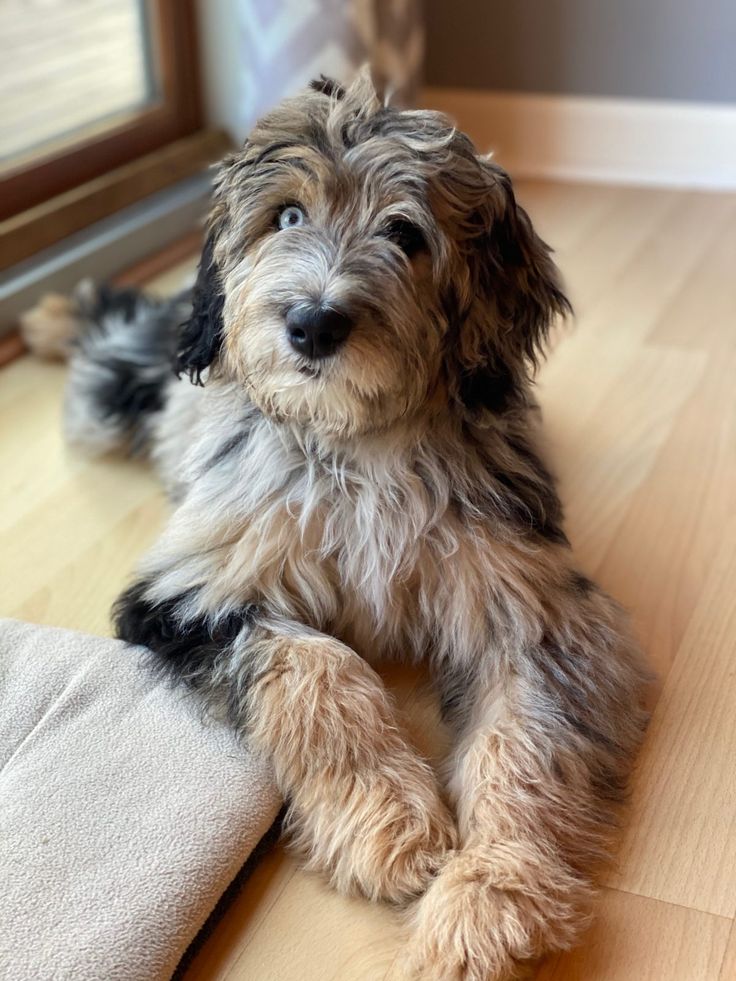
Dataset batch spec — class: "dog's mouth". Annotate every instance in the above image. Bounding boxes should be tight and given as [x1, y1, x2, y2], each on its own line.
[297, 362, 322, 379]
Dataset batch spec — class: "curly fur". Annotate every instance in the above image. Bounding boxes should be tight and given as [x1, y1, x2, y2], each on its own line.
[33, 70, 648, 980]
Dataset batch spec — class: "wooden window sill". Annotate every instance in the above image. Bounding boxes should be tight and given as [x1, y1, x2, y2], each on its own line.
[1, 129, 230, 272]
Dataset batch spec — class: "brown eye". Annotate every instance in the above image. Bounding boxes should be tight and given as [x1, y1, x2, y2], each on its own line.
[278, 205, 306, 230]
[385, 219, 425, 257]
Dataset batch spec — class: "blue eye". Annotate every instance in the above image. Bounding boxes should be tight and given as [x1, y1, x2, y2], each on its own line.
[278, 205, 306, 230]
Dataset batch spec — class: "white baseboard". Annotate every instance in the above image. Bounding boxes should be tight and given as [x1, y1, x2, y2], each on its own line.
[422, 87, 736, 190]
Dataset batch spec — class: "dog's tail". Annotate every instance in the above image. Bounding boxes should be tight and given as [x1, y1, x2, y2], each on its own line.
[21, 281, 191, 455]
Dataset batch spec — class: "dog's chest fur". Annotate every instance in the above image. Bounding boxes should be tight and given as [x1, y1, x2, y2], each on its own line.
[157, 384, 547, 667]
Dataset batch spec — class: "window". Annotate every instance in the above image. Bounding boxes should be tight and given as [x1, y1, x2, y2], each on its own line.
[1, 1, 156, 169]
[1, 0, 211, 266]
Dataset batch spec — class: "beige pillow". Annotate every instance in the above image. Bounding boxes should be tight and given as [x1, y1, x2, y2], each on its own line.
[0, 618, 280, 981]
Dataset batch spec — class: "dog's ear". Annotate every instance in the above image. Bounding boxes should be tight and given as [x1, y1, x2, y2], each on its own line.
[176, 230, 225, 386]
[453, 160, 571, 413]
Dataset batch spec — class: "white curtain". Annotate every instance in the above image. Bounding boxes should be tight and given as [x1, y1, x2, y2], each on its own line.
[230, 0, 424, 131]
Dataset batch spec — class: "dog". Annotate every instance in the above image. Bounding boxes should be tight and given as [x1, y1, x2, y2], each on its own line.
[29, 71, 648, 980]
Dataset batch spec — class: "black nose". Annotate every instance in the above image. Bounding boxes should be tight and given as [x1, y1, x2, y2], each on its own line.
[285, 305, 353, 360]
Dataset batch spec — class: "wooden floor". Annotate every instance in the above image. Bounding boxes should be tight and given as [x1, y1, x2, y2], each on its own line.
[1, 180, 735, 980]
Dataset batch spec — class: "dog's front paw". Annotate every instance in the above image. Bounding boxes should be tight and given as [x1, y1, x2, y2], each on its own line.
[348, 774, 456, 904]
[401, 844, 591, 980]
[288, 758, 457, 904]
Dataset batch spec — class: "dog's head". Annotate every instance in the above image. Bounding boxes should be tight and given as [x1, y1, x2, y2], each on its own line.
[178, 70, 570, 437]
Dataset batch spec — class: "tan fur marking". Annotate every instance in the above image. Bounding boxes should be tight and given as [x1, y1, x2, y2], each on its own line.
[245, 628, 456, 902]
[20, 293, 81, 360]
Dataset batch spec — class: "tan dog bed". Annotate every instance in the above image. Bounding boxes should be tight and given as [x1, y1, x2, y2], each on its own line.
[0, 618, 281, 981]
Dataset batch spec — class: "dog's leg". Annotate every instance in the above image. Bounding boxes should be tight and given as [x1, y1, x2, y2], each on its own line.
[404, 583, 648, 980]
[114, 586, 455, 904]
[245, 620, 456, 902]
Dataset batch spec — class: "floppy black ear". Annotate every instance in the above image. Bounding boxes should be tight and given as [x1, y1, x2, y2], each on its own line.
[454, 162, 571, 413]
[176, 231, 225, 385]
[479, 164, 571, 369]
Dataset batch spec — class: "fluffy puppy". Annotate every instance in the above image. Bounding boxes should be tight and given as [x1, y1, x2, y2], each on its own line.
[35, 71, 648, 980]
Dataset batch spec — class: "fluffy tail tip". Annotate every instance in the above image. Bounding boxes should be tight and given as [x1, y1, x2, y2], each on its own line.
[19, 279, 95, 360]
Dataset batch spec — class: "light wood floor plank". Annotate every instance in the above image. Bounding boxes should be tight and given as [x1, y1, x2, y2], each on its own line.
[544, 185, 679, 314]
[718, 921, 736, 980]
[183, 844, 299, 981]
[211, 869, 404, 981]
[0, 458, 159, 611]
[11, 494, 165, 635]
[580, 193, 736, 345]
[540, 193, 736, 422]
[537, 889, 732, 981]
[649, 209, 736, 353]
[0, 355, 58, 409]
[0, 362, 85, 532]
[516, 180, 624, 254]
[551, 346, 706, 569]
[612, 522, 736, 916]
[595, 349, 736, 678]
